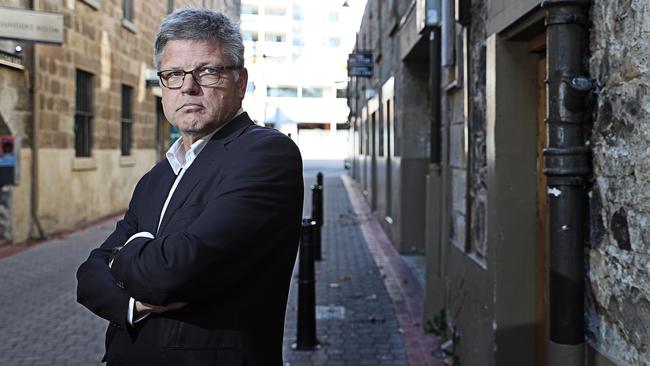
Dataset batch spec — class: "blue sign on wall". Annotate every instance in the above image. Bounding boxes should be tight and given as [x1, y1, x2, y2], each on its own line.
[347, 52, 373, 77]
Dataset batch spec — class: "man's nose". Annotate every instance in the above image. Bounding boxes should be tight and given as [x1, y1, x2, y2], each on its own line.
[180, 73, 201, 93]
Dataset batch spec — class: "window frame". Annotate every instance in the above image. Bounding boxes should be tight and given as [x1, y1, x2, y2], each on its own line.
[121, 84, 133, 156]
[123, 0, 134, 21]
[75, 70, 94, 157]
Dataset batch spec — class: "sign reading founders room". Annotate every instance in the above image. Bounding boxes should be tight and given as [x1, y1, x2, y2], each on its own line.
[0, 7, 63, 44]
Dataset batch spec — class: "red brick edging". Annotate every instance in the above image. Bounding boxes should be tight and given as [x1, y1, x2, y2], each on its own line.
[342, 175, 442, 366]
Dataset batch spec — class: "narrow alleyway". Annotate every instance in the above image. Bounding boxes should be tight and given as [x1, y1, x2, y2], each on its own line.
[283, 160, 439, 365]
[284, 161, 409, 365]
[0, 160, 438, 366]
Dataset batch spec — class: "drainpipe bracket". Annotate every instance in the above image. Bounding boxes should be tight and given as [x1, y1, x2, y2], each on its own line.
[541, 0, 591, 9]
[545, 13, 590, 27]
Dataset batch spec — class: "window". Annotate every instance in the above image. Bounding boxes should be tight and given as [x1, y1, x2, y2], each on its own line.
[265, 32, 286, 42]
[265, 5, 286, 16]
[336, 88, 347, 98]
[75, 70, 94, 157]
[267, 86, 297, 97]
[121, 85, 133, 156]
[246, 81, 255, 93]
[329, 11, 339, 22]
[328, 37, 341, 47]
[167, 0, 173, 14]
[123, 0, 133, 21]
[241, 4, 258, 15]
[293, 4, 304, 20]
[292, 31, 304, 46]
[242, 31, 258, 42]
[302, 87, 323, 98]
[241, 31, 257, 42]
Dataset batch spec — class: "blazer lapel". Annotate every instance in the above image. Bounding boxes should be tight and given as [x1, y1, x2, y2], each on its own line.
[145, 163, 177, 234]
[156, 113, 254, 235]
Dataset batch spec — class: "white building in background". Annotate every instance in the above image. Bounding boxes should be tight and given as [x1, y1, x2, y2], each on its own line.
[241, 0, 366, 160]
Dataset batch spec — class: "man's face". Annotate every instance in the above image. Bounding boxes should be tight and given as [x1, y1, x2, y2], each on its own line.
[160, 39, 247, 138]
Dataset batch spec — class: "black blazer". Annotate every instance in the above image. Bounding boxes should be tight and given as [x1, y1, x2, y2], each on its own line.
[77, 113, 303, 365]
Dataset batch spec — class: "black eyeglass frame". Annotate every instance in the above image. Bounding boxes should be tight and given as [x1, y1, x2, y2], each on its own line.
[157, 65, 242, 89]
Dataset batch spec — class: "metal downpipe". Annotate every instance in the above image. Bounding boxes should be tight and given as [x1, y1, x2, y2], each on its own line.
[29, 0, 46, 241]
[542, 0, 591, 364]
[430, 26, 441, 166]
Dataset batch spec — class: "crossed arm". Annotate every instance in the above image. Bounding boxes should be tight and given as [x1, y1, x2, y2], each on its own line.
[77, 133, 302, 325]
[109, 133, 303, 306]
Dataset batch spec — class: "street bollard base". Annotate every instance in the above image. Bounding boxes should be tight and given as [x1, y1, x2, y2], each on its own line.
[292, 342, 321, 351]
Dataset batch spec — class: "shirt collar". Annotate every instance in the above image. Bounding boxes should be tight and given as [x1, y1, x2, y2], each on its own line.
[165, 108, 244, 175]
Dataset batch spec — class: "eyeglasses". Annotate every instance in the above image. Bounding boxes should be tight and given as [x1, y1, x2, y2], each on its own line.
[157, 65, 241, 89]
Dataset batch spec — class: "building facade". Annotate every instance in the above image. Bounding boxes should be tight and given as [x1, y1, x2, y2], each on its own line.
[348, 0, 649, 365]
[0, 0, 239, 243]
[240, 0, 364, 160]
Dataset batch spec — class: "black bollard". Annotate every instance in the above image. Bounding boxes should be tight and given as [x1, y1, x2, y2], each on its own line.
[294, 218, 318, 350]
[316, 172, 324, 226]
[311, 185, 323, 261]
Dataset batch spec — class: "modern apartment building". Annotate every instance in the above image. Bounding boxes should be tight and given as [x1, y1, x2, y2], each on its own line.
[240, 0, 365, 160]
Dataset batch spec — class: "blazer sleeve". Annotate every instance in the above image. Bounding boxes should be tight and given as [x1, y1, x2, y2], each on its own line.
[76, 174, 145, 329]
[110, 132, 303, 305]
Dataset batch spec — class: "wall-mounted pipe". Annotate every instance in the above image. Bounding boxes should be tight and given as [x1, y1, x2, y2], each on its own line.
[542, 0, 591, 364]
[29, 0, 45, 241]
[430, 27, 441, 165]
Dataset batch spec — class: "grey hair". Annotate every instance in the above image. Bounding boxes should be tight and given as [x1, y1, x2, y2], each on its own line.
[153, 8, 244, 73]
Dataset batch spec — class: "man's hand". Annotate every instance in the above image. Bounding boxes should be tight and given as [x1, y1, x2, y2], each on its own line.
[135, 301, 187, 315]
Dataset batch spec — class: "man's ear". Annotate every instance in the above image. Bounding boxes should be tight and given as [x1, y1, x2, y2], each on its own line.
[237, 68, 248, 99]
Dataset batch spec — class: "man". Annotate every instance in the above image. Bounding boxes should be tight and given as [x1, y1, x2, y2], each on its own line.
[76, 8, 303, 365]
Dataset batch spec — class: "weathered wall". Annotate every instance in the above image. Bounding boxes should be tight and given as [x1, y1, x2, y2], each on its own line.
[588, 0, 650, 364]
[467, 0, 488, 258]
[0, 1, 32, 242]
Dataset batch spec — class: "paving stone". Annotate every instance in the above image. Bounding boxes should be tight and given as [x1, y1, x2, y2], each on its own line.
[283, 165, 409, 365]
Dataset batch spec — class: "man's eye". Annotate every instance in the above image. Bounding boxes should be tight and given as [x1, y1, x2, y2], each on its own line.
[200, 67, 220, 75]
[166, 71, 185, 78]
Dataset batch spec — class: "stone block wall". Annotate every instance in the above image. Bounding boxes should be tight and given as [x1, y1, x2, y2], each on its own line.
[588, 0, 650, 364]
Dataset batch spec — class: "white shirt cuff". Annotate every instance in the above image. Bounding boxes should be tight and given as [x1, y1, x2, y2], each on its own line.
[125, 231, 154, 246]
[108, 232, 154, 268]
[127, 297, 150, 326]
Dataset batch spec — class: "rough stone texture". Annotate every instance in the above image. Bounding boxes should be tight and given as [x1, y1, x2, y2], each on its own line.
[467, 0, 488, 259]
[588, 0, 650, 364]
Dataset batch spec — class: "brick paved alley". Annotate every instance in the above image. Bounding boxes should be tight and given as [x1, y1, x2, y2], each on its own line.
[284, 164, 408, 365]
[0, 221, 113, 365]
[0, 160, 438, 366]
